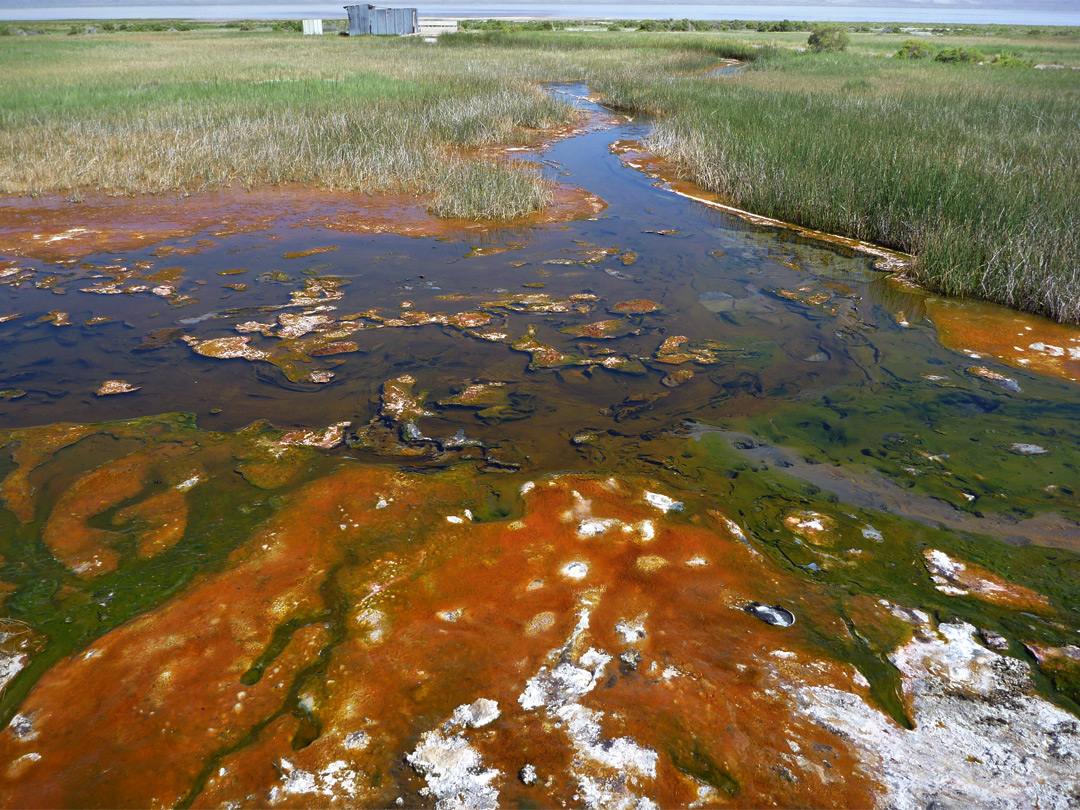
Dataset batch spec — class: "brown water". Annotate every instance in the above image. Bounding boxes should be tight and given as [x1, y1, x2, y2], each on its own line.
[1, 85, 1079, 809]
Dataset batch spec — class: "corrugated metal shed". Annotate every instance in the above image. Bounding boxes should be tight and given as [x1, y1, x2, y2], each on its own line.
[344, 4, 418, 36]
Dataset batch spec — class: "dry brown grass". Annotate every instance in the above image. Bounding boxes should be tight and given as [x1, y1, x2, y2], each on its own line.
[0, 32, 700, 218]
[0, 34, 584, 217]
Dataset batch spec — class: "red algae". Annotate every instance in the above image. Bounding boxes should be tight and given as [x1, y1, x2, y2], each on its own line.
[654, 335, 732, 366]
[923, 549, 1053, 612]
[0, 423, 97, 522]
[439, 381, 508, 408]
[308, 341, 360, 357]
[114, 487, 189, 559]
[559, 319, 629, 339]
[283, 246, 339, 259]
[655, 335, 693, 364]
[95, 380, 141, 397]
[0, 464, 467, 809]
[611, 299, 662, 315]
[511, 325, 585, 369]
[42, 442, 194, 577]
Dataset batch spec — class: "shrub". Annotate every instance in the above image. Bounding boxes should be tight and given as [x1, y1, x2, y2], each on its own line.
[0, 24, 11, 36]
[895, 39, 935, 59]
[934, 46, 983, 63]
[807, 25, 849, 53]
[460, 19, 516, 31]
[989, 51, 1035, 68]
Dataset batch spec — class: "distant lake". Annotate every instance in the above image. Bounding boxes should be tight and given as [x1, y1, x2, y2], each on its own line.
[3, 1, 1080, 25]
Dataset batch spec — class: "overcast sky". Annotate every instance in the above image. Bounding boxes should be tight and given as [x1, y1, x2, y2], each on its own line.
[4, 0, 1078, 23]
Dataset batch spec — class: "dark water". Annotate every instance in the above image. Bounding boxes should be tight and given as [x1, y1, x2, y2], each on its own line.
[3, 86, 1079, 478]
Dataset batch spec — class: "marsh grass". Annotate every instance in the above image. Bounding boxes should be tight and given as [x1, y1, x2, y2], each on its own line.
[0, 33, 581, 218]
[429, 160, 551, 219]
[0, 31, 719, 220]
[592, 44, 1080, 322]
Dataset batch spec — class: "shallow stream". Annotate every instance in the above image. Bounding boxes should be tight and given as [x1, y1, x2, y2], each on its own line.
[1, 84, 1079, 808]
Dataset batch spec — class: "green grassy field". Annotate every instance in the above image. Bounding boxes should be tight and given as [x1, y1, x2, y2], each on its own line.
[2, 24, 1079, 318]
[0, 33, 587, 218]
[459, 28, 1080, 322]
[601, 37, 1080, 321]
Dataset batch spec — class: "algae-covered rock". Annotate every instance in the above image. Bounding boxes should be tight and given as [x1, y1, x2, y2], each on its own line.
[610, 299, 661, 315]
[512, 325, 585, 370]
[96, 380, 141, 396]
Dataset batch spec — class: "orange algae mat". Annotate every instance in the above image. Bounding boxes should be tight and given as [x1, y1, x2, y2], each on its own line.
[0, 184, 605, 264]
[926, 297, 1080, 384]
[6, 415, 1073, 810]
[0, 421, 881, 808]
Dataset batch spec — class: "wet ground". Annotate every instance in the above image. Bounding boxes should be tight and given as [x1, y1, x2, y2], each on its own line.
[1, 85, 1080, 808]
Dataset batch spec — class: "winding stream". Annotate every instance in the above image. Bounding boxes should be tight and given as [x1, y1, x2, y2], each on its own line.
[0, 83, 1079, 808]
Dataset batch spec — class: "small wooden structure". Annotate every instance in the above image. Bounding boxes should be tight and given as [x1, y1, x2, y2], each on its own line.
[302, 19, 323, 35]
[344, 4, 419, 36]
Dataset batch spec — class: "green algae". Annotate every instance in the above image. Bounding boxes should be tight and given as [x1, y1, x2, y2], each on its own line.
[0, 413, 342, 728]
[664, 732, 740, 798]
[639, 430, 1080, 720]
[736, 380, 1080, 521]
[1034, 652, 1080, 707]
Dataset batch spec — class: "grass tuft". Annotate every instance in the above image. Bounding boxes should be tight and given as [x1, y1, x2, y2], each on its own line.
[428, 160, 552, 220]
[0, 33, 575, 219]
